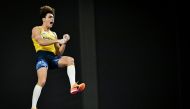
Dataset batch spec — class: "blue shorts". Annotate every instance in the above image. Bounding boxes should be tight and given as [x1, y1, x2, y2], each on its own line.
[35, 51, 61, 70]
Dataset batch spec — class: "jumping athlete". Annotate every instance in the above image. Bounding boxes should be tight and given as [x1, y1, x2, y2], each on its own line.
[31, 5, 85, 109]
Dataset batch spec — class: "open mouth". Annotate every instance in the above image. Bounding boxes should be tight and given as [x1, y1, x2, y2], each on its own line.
[50, 21, 54, 24]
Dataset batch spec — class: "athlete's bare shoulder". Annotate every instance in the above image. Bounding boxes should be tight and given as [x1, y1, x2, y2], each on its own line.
[32, 26, 41, 31]
[32, 26, 41, 38]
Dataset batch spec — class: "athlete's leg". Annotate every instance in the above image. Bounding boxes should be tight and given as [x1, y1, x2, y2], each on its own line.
[58, 56, 76, 86]
[31, 67, 48, 109]
[58, 56, 85, 94]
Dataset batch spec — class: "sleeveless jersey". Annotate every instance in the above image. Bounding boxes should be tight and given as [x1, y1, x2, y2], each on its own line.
[32, 26, 57, 55]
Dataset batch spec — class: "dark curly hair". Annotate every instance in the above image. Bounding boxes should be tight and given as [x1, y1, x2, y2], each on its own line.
[40, 5, 55, 19]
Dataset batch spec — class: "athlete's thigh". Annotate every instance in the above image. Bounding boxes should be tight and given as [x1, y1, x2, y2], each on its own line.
[37, 67, 48, 80]
[36, 58, 48, 79]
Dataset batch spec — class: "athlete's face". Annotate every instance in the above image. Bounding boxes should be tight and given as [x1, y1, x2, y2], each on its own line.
[43, 13, 54, 28]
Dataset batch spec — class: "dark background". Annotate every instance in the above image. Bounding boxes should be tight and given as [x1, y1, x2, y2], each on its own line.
[0, 0, 183, 109]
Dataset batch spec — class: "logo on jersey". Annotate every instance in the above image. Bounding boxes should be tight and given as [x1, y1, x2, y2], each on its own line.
[41, 32, 54, 40]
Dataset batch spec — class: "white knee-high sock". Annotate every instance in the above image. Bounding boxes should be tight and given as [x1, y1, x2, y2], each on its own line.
[67, 65, 76, 87]
[32, 84, 42, 108]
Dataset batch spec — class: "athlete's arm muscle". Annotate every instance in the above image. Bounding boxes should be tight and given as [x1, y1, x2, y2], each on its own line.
[32, 27, 59, 46]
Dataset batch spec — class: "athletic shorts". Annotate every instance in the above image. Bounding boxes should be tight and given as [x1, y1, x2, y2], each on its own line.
[35, 50, 61, 70]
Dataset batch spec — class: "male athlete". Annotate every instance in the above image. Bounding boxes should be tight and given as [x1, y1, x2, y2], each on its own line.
[31, 5, 85, 109]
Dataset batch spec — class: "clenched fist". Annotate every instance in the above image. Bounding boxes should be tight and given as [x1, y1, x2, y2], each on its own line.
[63, 34, 70, 43]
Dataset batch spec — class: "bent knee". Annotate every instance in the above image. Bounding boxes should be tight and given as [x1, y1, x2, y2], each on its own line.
[59, 57, 74, 66]
[68, 57, 74, 62]
[67, 57, 74, 65]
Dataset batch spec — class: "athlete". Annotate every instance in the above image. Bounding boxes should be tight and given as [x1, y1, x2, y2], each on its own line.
[31, 5, 85, 109]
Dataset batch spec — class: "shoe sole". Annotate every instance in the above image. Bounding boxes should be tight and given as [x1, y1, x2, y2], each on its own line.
[70, 83, 86, 94]
[70, 88, 78, 94]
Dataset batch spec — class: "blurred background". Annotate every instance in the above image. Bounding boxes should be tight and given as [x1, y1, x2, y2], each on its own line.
[0, 0, 183, 109]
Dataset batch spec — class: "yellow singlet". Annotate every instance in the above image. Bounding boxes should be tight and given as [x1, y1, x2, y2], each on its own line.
[32, 26, 57, 55]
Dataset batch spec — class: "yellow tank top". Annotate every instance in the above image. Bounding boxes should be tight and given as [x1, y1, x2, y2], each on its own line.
[32, 26, 57, 55]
